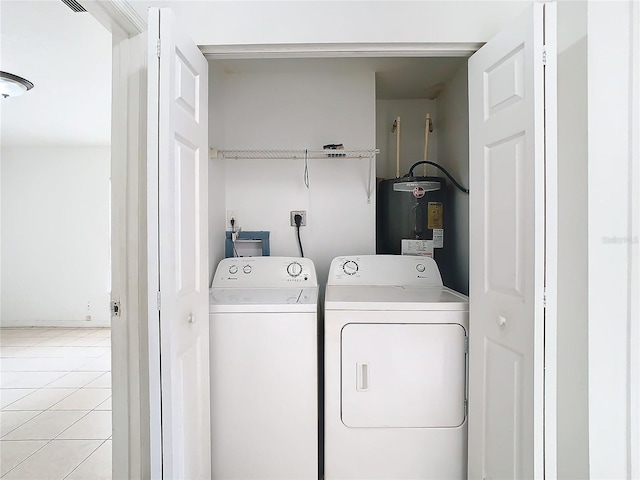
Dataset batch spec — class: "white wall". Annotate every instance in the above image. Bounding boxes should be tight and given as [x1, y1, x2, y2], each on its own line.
[556, 1, 589, 476]
[0, 91, 2, 322]
[435, 62, 469, 295]
[587, 1, 637, 477]
[210, 69, 376, 285]
[376, 99, 438, 180]
[164, 1, 530, 47]
[0, 146, 111, 326]
[208, 63, 227, 283]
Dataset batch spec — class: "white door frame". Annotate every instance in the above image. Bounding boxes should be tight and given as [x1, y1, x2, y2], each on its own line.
[85, 2, 558, 476]
[631, 5, 640, 478]
[543, 3, 558, 477]
[77, 1, 151, 478]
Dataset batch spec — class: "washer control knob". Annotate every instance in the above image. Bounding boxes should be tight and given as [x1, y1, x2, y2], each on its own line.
[287, 262, 303, 277]
[416, 263, 426, 273]
[343, 260, 359, 276]
[228, 265, 238, 274]
[242, 265, 252, 274]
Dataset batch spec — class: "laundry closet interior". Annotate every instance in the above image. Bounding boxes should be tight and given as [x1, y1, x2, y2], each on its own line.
[205, 53, 474, 479]
[156, 1, 554, 478]
[206, 55, 471, 294]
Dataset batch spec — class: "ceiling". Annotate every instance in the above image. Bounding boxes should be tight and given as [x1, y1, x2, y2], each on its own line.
[128, 0, 468, 100]
[212, 57, 467, 100]
[0, 0, 111, 147]
[0, 1, 467, 147]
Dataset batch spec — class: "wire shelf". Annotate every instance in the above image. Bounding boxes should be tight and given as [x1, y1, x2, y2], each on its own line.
[217, 149, 379, 160]
[213, 148, 379, 203]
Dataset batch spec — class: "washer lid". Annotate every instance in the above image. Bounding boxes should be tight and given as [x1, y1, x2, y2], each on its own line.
[209, 287, 318, 313]
[325, 285, 468, 311]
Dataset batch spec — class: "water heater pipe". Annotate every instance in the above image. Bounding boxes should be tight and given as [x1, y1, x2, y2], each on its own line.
[423, 113, 431, 176]
[392, 116, 401, 178]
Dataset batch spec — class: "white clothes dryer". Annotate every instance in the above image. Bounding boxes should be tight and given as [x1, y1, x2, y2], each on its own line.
[324, 255, 468, 480]
[209, 256, 319, 480]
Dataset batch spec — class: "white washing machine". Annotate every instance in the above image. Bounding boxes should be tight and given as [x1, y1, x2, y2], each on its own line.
[209, 256, 319, 480]
[324, 255, 468, 479]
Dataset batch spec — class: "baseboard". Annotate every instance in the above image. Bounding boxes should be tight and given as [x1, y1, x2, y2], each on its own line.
[0, 319, 110, 328]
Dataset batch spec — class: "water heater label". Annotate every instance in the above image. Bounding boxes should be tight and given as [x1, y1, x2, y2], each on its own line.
[401, 239, 434, 257]
[433, 229, 444, 248]
[428, 202, 443, 229]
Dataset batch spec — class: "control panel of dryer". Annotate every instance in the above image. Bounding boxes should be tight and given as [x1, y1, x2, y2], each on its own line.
[327, 255, 443, 286]
[212, 257, 318, 287]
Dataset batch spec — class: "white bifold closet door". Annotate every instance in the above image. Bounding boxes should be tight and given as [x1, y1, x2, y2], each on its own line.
[147, 7, 211, 479]
[467, 3, 556, 479]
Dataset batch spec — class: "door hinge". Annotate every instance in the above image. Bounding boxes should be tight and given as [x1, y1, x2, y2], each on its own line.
[156, 38, 161, 58]
[542, 46, 547, 66]
[157, 291, 161, 311]
[543, 289, 547, 308]
[110, 300, 121, 317]
[465, 336, 469, 354]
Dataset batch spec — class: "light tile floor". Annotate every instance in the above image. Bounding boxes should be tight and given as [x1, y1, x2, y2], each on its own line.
[0, 328, 111, 479]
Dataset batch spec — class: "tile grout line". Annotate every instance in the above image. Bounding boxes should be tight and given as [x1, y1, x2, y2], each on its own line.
[0, 438, 53, 478]
[61, 438, 110, 480]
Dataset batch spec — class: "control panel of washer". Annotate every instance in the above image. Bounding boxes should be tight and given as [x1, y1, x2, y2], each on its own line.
[212, 257, 318, 287]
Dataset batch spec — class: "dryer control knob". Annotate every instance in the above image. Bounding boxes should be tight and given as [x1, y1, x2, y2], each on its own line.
[228, 265, 238, 274]
[342, 260, 359, 275]
[242, 265, 252, 274]
[287, 262, 302, 277]
[416, 264, 426, 273]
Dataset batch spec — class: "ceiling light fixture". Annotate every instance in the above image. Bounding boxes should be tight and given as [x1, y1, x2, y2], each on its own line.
[0, 71, 35, 98]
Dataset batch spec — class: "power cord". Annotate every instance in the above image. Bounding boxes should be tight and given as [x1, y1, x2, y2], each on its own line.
[294, 214, 304, 257]
[230, 218, 239, 257]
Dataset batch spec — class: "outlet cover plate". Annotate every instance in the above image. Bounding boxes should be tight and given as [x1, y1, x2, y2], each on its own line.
[290, 210, 306, 226]
[226, 210, 238, 229]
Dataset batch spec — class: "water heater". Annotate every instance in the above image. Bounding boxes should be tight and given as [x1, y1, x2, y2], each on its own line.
[376, 175, 455, 287]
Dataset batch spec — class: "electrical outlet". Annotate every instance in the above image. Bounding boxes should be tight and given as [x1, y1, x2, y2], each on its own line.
[290, 210, 307, 226]
[226, 210, 239, 230]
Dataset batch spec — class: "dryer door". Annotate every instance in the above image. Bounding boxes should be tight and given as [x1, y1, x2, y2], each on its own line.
[341, 323, 467, 428]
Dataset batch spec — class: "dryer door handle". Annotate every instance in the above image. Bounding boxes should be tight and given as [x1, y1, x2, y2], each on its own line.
[356, 362, 369, 391]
